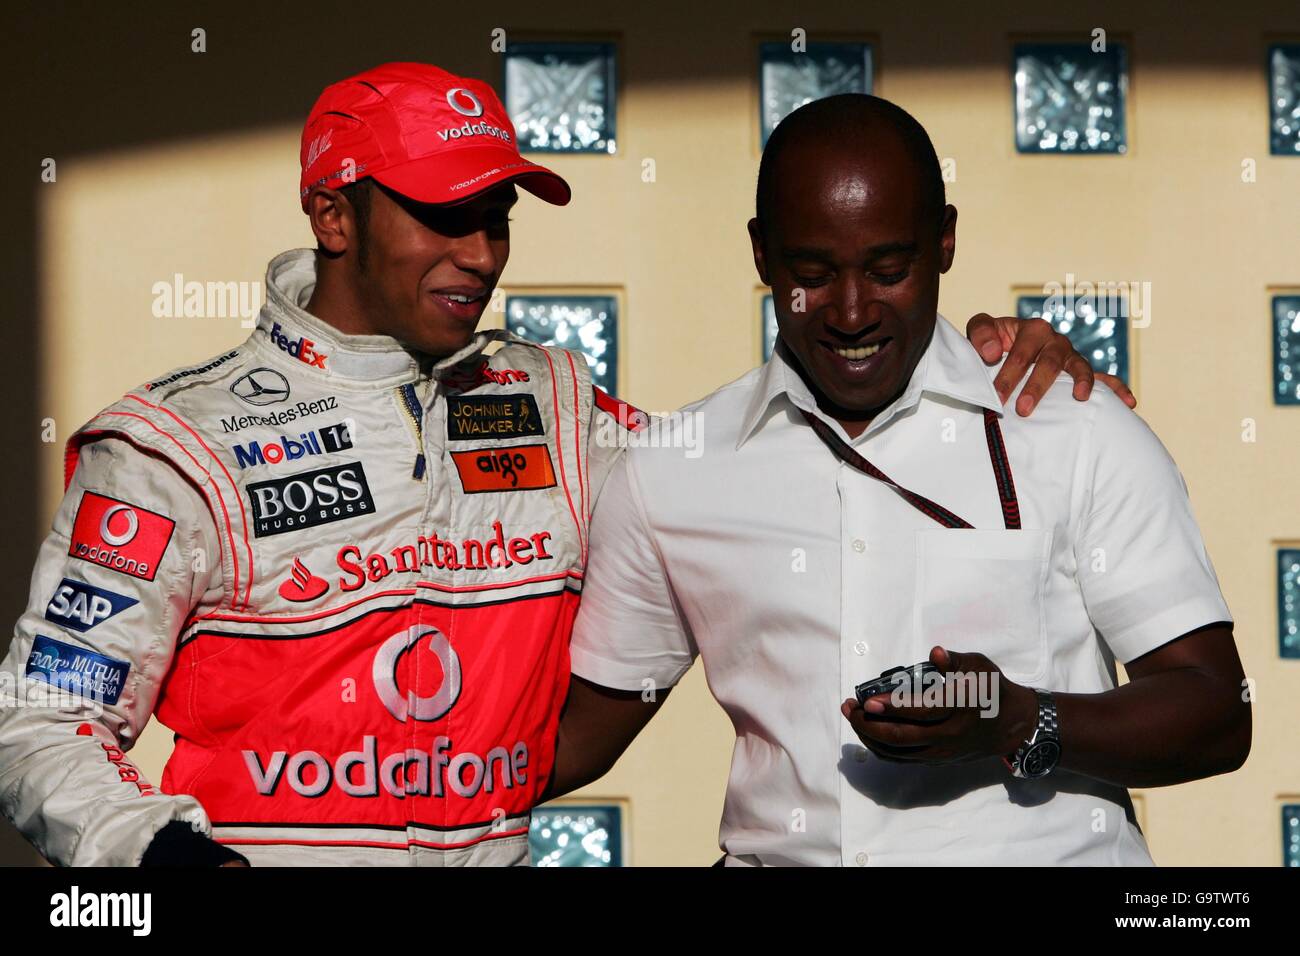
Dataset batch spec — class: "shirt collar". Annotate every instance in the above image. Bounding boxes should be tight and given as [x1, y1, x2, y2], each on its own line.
[735, 314, 1004, 450]
[252, 248, 504, 387]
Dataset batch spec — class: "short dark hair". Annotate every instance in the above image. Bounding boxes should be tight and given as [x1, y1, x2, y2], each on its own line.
[315, 178, 374, 268]
[755, 93, 946, 236]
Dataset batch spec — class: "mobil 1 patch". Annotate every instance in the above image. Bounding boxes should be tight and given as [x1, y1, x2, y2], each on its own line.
[447, 394, 544, 441]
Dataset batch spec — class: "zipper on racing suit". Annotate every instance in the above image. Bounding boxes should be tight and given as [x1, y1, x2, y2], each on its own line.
[396, 382, 426, 480]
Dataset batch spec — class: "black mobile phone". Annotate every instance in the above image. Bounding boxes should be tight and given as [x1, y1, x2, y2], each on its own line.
[854, 661, 943, 706]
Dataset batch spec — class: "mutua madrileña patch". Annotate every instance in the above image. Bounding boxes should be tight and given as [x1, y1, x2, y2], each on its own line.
[25, 635, 130, 705]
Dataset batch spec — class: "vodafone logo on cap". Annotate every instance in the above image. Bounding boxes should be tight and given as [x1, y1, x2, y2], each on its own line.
[445, 87, 484, 117]
[69, 492, 175, 582]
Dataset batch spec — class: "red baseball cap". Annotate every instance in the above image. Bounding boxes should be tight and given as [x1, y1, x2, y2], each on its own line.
[298, 62, 570, 211]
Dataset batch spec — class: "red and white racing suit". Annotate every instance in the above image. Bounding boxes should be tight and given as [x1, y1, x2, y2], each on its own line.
[0, 248, 638, 866]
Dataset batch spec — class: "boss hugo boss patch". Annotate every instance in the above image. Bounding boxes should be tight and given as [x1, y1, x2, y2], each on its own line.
[246, 461, 376, 537]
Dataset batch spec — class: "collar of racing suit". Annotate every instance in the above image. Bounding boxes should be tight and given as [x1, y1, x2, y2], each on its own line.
[252, 248, 515, 388]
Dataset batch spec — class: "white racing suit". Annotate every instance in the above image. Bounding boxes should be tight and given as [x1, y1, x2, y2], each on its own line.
[0, 248, 640, 865]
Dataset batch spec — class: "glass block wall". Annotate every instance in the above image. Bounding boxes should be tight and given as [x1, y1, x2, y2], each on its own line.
[759, 41, 873, 145]
[1014, 42, 1128, 153]
[504, 42, 617, 153]
[1285, 805, 1300, 867]
[1016, 293, 1129, 379]
[1269, 44, 1300, 156]
[1274, 295, 1300, 405]
[1280, 548, 1300, 659]
[530, 803, 624, 866]
[506, 294, 619, 393]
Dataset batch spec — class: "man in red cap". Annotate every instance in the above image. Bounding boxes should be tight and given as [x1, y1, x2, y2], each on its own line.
[0, 62, 1113, 866]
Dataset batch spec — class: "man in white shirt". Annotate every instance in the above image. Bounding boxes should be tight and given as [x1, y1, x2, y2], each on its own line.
[545, 94, 1250, 865]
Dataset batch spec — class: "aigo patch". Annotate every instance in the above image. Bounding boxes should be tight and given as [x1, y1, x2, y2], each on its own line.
[450, 444, 557, 493]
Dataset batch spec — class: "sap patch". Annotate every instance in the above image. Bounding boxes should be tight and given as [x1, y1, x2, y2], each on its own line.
[447, 394, 544, 441]
[451, 444, 557, 493]
[25, 635, 130, 705]
[45, 579, 138, 632]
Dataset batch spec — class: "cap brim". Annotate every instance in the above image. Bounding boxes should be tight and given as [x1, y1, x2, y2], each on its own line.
[371, 146, 571, 207]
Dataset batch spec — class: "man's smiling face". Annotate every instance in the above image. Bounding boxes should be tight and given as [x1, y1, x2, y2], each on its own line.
[749, 106, 957, 422]
[359, 180, 517, 358]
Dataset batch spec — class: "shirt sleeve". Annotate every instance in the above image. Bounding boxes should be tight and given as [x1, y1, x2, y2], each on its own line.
[1073, 391, 1232, 663]
[0, 437, 224, 866]
[570, 449, 698, 692]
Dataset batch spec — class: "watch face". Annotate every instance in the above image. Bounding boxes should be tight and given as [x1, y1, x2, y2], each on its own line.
[1022, 741, 1061, 778]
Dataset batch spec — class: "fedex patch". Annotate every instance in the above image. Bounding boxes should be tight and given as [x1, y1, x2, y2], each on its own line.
[68, 493, 175, 582]
[45, 578, 138, 632]
[269, 321, 328, 369]
[26, 635, 130, 705]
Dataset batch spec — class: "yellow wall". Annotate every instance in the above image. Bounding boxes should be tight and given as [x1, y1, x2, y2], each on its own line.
[6, 0, 1298, 865]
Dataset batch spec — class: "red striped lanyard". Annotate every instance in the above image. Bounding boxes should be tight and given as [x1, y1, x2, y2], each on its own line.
[800, 408, 1021, 530]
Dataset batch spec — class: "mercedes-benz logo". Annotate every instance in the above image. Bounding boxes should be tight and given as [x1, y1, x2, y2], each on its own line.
[230, 368, 291, 406]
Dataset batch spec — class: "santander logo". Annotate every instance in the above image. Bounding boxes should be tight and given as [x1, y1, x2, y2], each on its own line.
[278, 557, 329, 603]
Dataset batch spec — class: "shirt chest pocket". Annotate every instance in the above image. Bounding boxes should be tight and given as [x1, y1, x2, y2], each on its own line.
[912, 528, 1053, 685]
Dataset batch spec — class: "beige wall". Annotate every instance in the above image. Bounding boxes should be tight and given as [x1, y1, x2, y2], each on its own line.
[5, 0, 1297, 865]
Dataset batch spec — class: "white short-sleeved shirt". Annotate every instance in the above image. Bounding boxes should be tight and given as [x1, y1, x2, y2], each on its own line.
[570, 315, 1232, 866]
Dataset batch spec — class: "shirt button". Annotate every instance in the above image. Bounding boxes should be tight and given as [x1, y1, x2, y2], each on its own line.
[851, 538, 866, 553]
[854, 747, 868, 762]
[853, 641, 868, 656]
[855, 851, 869, 866]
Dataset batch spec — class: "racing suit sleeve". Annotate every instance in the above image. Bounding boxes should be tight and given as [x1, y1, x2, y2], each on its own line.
[587, 385, 648, 509]
[0, 437, 227, 866]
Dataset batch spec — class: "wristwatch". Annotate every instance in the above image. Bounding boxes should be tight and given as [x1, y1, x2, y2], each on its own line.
[1004, 689, 1060, 779]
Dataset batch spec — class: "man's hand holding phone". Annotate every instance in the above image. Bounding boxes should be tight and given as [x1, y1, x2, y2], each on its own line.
[841, 646, 1038, 766]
